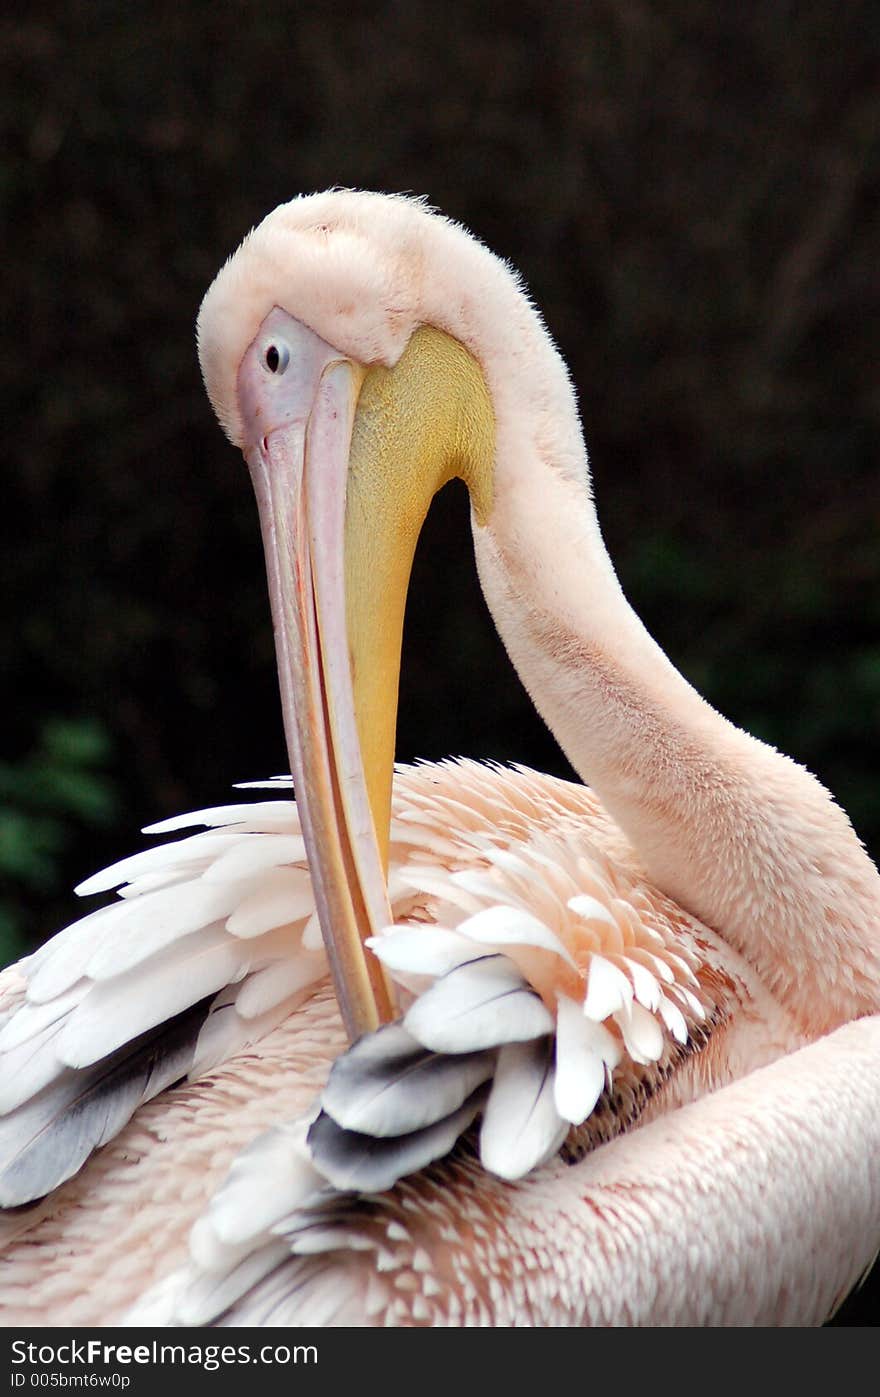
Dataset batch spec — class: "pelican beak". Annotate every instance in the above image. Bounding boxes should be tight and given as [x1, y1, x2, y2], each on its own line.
[237, 309, 494, 1041]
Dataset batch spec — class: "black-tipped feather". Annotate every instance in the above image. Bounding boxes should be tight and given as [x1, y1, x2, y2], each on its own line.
[321, 1020, 496, 1137]
[307, 1084, 489, 1193]
[0, 995, 214, 1206]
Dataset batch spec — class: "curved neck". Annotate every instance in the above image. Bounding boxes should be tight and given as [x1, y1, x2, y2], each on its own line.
[473, 464, 880, 1031]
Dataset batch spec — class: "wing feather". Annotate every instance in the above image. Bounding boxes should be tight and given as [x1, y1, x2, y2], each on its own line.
[0, 997, 214, 1206]
[479, 1037, 569, 1179]
[403, 955, 554, 1053]
[320, 1021, 495, 1137]
[306, 1086, 488, 1194]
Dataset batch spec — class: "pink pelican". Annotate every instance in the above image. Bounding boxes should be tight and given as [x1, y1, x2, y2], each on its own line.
[1, 190, 878, 1326]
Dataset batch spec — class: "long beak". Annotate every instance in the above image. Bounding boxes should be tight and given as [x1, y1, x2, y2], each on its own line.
[237, 310, 495, 1043]
[240, 313, 393, 1039]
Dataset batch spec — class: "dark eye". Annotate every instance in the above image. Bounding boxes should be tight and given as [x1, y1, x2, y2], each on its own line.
[264, 341, 290, 374]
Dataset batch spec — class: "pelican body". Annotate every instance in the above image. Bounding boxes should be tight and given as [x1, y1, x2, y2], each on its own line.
[1, 191, 878, 1327]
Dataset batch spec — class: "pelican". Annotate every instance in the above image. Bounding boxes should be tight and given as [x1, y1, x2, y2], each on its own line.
[1, 190, 879, 1327]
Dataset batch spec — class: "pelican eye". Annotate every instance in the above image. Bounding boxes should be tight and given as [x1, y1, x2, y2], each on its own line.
[264, 342, 290, 374]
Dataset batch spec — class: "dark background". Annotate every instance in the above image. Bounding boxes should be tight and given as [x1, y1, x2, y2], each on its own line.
[2, 1, 878, 1323]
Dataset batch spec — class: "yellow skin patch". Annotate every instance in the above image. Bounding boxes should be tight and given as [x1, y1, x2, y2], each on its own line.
[344, 328, 495, 872]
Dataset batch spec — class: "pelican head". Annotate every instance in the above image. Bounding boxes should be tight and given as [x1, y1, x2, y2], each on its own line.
[198, 191, 576, 1039]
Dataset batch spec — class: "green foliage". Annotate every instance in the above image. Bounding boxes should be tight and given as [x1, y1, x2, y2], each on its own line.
[0, 719, 117, 963]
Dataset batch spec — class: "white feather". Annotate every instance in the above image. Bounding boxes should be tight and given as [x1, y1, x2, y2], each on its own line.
[389, 816, 463, 859]
[0, 980, 86, 1053]
[74, 831, 241, 896]
[212, 1253, 366, 1327]
[117, 869, 202, 899]
[368, 926, 486, 978]
[203, 1118, 322, 1248]
[449, 868, 526, 906]
[628, 946, 676, 984]
[583, 954, 634, 1021]
[454, 905, 578, 968]
[566, 893, 618, 929]
[189, 988, 315, 1079]
[553, 994, 608, 1123]
[225, 867, 315, 938]
[201, 834, 307, 884]
[657, 992, 689, 1044]
[668, 983, 706, 1020]
[0, 1020, 68, 1112]
[86, 880, 260, 979]
[188, 1216, 256, 1275]
[614, 1000, 665, 1064]
[174, 1240, 293, 1327]
[664, 950, 702, 987]
[404, 956, 554, 1053]
[122, 1270, 188, 1327]
[26, 905, 132, 1004]
[233, 951, 326, 1019]
[621, 955, 662, 1011]
[58, 926, 247, 1068]
[483, 846, 544, 879]
[451, 869, 543, 918]
[480, 1039, 568, 1180]
[397, 866, 483, 914]
[142, 800, 297, 834]
[0, 957, 35, 995]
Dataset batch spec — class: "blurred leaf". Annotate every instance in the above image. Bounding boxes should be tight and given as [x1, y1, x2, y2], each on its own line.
[0, 717, 118, 961]
[0, 809, 63, 886]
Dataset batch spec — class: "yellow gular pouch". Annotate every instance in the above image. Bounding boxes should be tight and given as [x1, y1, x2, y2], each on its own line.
[344, 327, 496, 867]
